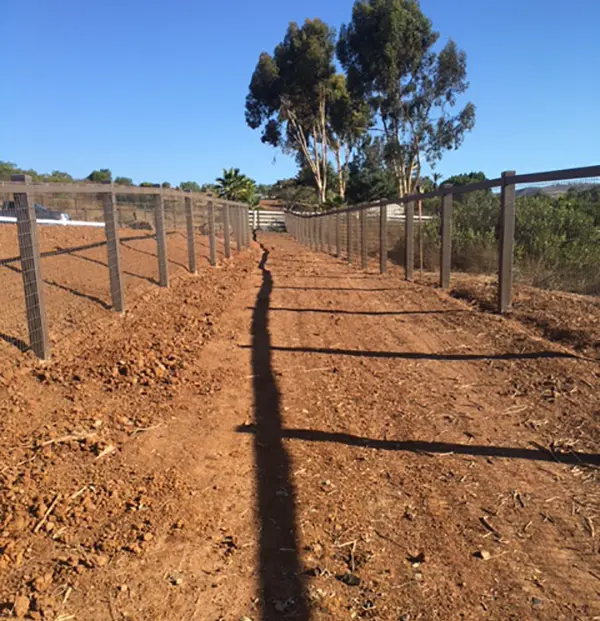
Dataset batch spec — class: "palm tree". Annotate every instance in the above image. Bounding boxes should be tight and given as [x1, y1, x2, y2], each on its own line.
[215, 168, 257, 204]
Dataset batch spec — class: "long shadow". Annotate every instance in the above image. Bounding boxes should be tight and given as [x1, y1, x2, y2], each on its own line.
[237, 425, 600, 467]
[0, 233, 155, 266]
[1, 264, 111, 310]
[239, 344, 583, 362]
[249, 235, 309, 620]
[259, 307, 468, 317]
[120, 239, 188, 270]
[271, 286, 401, 292]
[0, 331, 29, 352]
[70, 252, 157, 285]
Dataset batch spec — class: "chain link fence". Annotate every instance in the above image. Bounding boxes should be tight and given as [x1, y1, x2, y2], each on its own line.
[0, 180, 250, 360]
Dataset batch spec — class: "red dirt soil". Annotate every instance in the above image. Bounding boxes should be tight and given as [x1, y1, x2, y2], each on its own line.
[0, 232, 598, 621]
[0, 225, 225, 353]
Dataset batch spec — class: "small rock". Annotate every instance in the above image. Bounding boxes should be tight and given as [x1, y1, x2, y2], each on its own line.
[13, 595, 30, 618]
[336, 572, 361, 587]
[96, 554, 109, 567]
[407, 551, 425, 565]
[532, 597, 543, 608]
[142, 533, 154, 542]
[476, 550, 492, 561]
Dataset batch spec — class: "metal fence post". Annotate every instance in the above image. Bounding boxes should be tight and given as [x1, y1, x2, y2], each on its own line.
[360, 207, 368, 269]
[13, 185, 50, 359]
[379, 199, 387, 274]
[185, 195, 196, 273]
[335, 212, 341, 257]
[154, 193, 169, 287]
[440, 185, 453, 289]
[405, 200, 414, 281]
[223, 203, 231, 258]
[208, 200, 217, 266]
[347, 211, 352, 264]
[103, 191, 125, 311]
[498, 170, 516, 312]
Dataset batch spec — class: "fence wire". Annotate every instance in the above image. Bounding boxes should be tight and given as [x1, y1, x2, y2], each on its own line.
[288, 165, 600, 309]
[0, 187, 249, 360]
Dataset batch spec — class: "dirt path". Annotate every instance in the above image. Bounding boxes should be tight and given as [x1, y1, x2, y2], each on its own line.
[1, 233, 598, 620]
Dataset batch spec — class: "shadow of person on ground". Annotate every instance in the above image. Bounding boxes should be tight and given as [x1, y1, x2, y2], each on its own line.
[249, 235, 309, 621]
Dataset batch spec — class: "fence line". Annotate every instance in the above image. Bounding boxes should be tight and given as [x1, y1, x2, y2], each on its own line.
[285, 163, 600, 313]
[1, 177, 252, 359]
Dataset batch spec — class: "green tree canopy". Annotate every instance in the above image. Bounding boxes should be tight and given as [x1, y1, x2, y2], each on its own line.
[443, 171, 486, 186]
[215, 168, 258, 205]
[114, 176, 134, 186]
[338, 0, 475, 198]
[87, 168, 112, 183]
[328, 74, 371, 200]
[180, 181, 202, 192]
[246, 18, 337, 203]
[42, 170, 73, 183]
[346, 136, 395, 203]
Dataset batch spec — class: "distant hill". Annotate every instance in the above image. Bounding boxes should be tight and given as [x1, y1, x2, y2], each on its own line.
[516, 183, 596, 198]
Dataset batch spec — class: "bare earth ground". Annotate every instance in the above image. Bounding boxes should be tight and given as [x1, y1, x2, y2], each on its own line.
[1, 232, 599, 620]
[0, 225, 225, 351]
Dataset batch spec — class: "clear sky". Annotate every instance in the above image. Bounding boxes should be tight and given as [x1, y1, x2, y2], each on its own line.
[2, 0, 598, 186]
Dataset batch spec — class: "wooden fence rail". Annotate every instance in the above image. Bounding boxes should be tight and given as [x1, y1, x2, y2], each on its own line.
[284, 163, 600, 314]
[3, 177, 251, 359]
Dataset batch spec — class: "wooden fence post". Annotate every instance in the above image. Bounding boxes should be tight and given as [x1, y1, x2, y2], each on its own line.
[360, 207, 368, 269]
[235, 206, 242, 250]
[185, 195, 196, 273]
[327, 214, 333, 255]
[319, 216, 325, 252]
[223, 203, 231, 258]
[440, 185, 453, 289]
[13, 185, 50, 359]
[208, 200, 216, 266]
[103, 191, 125, 311]
[347, 210, 353, 264]
[405, 200, 414, 281]
[498, 170, 516, 312]
[379, 199, 387, 274]
[154, 193, 169, 287]
[335, 212, 341, 257]
[246, 207, 251, 246]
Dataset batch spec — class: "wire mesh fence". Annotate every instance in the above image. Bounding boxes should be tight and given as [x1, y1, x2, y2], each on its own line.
[0, 181, 250, 360]
[287, 164, 600, 311]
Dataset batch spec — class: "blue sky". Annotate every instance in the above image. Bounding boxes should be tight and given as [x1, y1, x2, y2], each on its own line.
[2, 0, 598, 186]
